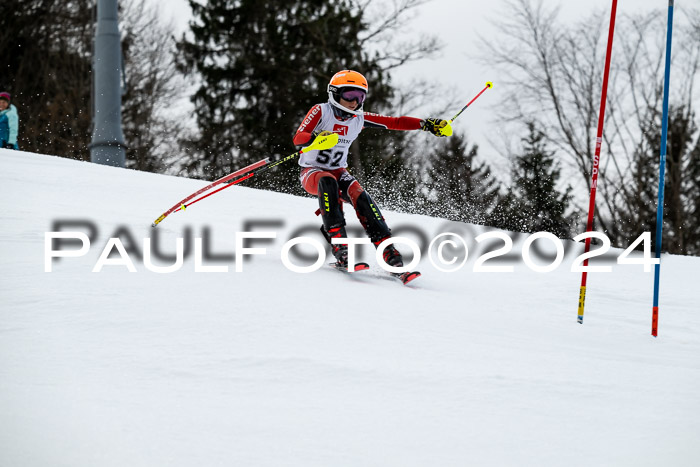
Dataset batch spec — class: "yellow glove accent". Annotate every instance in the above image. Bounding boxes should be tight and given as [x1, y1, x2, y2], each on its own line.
[422, 118, 452, 137]
[438, 120, 453, 137]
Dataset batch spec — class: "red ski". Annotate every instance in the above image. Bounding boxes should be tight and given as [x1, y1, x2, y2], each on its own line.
[330, 262, 420, 286]
[329, 262, 370, 273]
[391, 271, 421, 285]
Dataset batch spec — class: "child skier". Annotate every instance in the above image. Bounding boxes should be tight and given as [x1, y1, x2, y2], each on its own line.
[293, 70, 451, 272]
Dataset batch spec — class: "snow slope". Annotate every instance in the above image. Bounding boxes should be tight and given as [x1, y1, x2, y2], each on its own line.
[1, 149, 699, 467]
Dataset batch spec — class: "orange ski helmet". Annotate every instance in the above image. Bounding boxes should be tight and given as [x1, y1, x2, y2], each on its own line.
[327, 70, 368, 117]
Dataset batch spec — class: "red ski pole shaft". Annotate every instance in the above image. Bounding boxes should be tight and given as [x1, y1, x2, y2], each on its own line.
[151, 158, 269, 227]
[185, 144, 327, 208]
[450, 81, 493, 123]
[185, 172, 255, 208]
[151, 132, 340, 227]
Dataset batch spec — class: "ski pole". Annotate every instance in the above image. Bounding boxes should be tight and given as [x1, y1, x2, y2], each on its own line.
[182, 149, 297, 208]
[435, 81, 492, 136]
[184, 132, 339, 208]
[449, 81, 493, 124]
[151, 158, 269, 227]
[151, 132, 339, 227]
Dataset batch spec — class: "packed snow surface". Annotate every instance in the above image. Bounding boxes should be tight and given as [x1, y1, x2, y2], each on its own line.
[1, 149, 699, 466]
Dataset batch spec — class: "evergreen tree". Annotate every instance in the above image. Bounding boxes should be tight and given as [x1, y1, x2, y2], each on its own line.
[176, 0, 409, 194]
[612, 105, 700, 255]
[422, 132, 501, 224]
[654, 105, 700, 255]
[607, 115, 658, 252]
[492, 122, 577, 237]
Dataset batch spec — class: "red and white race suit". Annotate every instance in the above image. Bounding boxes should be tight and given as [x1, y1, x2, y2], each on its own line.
[293, 102, 423, 169]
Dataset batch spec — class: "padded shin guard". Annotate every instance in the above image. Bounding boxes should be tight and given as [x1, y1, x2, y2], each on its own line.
[318, 176, 345, 230]
[354, 191, 391, 243]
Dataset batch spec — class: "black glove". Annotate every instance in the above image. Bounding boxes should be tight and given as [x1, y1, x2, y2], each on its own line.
[421, 118, 452, 137]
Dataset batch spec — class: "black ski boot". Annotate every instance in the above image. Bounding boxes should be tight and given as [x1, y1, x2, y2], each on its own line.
[317, 176, 351, 269]
[374, 236, 421, 284]
[352, 190, 398, 263]
[351, 190, 419, 283]
[322, 225, 370, 272]
[373, 237, 404, 268]
[324, 225, 349, 268]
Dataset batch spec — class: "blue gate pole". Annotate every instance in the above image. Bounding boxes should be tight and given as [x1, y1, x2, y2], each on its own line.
[652, 0, 675, 337]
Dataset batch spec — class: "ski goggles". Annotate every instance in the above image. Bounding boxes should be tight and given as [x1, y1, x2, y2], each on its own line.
[340, 89, 366, 104]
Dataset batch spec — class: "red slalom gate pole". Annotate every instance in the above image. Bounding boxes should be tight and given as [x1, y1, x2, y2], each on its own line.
[577, 0, 618, 324]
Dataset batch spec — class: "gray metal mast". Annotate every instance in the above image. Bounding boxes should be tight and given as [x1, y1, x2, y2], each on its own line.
[90, 0, 126, 167]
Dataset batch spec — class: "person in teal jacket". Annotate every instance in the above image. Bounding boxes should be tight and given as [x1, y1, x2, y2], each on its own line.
[0, 92, 19, 150]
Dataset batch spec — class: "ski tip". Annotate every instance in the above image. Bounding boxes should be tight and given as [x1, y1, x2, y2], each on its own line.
[397, 271, 421, 285]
